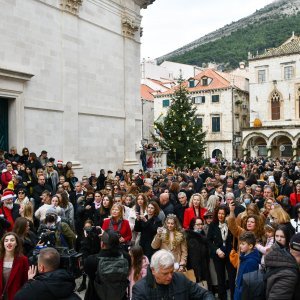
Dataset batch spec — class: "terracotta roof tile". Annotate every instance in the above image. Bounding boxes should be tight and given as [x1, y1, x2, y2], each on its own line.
[141, 84, 155, 101]
[250, 35, 300, 60]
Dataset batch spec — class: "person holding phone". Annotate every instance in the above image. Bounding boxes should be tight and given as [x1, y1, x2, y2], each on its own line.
[128, 194, 147, 245]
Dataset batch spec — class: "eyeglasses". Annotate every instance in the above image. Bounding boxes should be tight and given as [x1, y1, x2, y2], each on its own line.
[205, 216, 213, 219]
[18, 191, 25, 194]
[195, 223, 204, 226]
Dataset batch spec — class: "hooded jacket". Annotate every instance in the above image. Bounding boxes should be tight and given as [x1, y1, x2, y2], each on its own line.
[265, 242, 299, 300]
[14, 269, 79, 300]
[234, 248, 260, 300]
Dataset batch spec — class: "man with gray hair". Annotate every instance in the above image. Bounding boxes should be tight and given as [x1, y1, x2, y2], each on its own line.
[175, 192, 189, 225]
[225, 192, 244, 217]
[132, 249, 215, 299]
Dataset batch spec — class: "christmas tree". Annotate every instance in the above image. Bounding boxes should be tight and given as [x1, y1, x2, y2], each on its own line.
[153, 79, 206, 169]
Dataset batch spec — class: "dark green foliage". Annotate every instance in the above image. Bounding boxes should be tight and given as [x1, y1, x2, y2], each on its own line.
[167, 14, 300, 70]
[153, 80, 206, 169]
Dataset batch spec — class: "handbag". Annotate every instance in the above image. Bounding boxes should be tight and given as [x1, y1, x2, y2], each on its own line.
[229, 237, 239, 268]
[182, 268, 196, 282]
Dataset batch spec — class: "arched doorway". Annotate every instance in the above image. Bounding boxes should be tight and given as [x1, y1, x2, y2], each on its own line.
[270, 135, 293, 158]
[212, 149, 222, 158]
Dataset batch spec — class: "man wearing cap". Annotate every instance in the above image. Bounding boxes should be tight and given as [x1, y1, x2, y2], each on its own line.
[0, 190, 20, 231]
[84, 229, 131, 300]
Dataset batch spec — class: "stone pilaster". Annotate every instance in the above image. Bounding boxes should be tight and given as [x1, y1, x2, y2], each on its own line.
[122, 16, 139, 39]
[60, 0, 82, 14]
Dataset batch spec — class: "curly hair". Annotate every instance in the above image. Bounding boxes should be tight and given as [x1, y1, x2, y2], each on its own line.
[245, 214, 265, 241]
[189, 193, 205, 208]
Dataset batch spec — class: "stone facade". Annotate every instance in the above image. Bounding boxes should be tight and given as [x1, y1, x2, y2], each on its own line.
[243, 34, 300, 160]
[0, 0, 155, 175]
[154, 69, 249, 161]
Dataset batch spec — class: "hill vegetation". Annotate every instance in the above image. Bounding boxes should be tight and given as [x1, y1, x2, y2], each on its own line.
[166, 13, 300, 70]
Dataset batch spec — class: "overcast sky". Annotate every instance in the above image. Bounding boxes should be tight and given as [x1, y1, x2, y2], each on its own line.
[141, 0, 275, 59]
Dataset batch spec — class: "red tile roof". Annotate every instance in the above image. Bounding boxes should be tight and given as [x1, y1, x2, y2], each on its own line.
[141, 84, 155, 101]
[156, 69, 232, 96]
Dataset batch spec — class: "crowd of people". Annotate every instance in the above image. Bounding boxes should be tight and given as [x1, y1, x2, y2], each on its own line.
[0, 146, 300, 299]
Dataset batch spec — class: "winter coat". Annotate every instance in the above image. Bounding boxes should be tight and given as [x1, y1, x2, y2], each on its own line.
[132, 267, 215, 300]
[186, 230, 210, 282]
[134, 215, 162, 259]
[84, 248, 131, 300]
[0, 255, 28, 300]
[183, 207, 207, 229]
[265, 242, 299, 300]
[234, 248, 261, 300]
[151, 230, 188, 266]
[14, 268, 80, 300]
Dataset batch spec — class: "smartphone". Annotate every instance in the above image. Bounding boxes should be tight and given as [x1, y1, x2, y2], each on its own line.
[136, 205, 141, 214]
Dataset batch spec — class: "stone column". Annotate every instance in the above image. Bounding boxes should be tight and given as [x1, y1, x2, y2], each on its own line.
[243, 148, 248, 161]
[60, 10, 80, 165]
[122, 15, 140, 170]
[267, 146, 272, 158]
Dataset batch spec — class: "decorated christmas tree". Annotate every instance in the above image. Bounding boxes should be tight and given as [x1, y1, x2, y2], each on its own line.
[153, 79, 206, 169]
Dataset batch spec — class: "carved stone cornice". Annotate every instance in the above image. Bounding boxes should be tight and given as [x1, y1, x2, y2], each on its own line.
[134, 0, 155, 9]
[122, 16, 139, 38]
[60, 0, 83, 15]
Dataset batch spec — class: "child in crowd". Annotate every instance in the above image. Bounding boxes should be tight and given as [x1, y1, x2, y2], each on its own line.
[256, 224, 275, 266]
[234, 231, 261, 300]
[128, 245, 149, 298]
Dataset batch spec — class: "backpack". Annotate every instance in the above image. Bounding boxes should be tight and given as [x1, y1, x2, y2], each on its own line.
[242, 266, 297, 300]
[94, 254, 129, 300]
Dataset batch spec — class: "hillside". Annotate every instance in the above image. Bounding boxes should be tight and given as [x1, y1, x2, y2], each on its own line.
[157, 0, 300, 69]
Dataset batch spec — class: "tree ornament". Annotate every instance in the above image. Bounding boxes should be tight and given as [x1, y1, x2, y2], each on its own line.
[182, 125, 186, 131]
[187, 137, 190, 141]
[188, 149, 190, 152]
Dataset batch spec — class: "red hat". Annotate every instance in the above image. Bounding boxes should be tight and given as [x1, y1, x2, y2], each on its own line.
[1, 190, 15, 201]
[57, 160, 63, 165]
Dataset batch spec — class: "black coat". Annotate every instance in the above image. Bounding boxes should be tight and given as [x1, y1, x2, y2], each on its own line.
[191, 177, 203, 193]
[186, 230, 210, 282]
[14, 269, 79, 300]
[32, 183, 52, 208]
[175, 203, 189, 225]
[132, 267, 215, 300]
[84, 248, 131, 300]
[207, 221, 233, 258]
[134, 216, 162, 259]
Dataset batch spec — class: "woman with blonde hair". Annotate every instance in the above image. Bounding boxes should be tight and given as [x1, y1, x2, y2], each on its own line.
[183, 193, 207, 229]
[206, 195, 220, 213]
[268, 204, 295, 237]
[102, 203, 132, 249]
[151, 214, 187, 272]
[19, 202, 35, 232]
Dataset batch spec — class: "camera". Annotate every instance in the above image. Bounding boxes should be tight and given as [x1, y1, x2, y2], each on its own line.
[84, 226, 102, 236]
[30, 247, 83, 279]
[38, 228, 56, 247]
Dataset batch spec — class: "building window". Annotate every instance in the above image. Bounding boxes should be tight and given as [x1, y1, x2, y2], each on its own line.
[162, 99, 170, 107]
[212, 95, 219, 103]
[271, 91, 280, 120]
[202, 77, 208, 86]
[192, 96, 205, 104]
[195, 116, 203, 127]
[189, 80, 195, 88]
[258, 70, 266, 83]
[212, 116, 220, 132]
[284, 66, 294, 80]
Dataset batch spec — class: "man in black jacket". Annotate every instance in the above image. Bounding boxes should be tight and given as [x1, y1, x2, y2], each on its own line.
[132, 249, 214, 300]
[14, 247, 80, 300]
[32, 174, 52, 210]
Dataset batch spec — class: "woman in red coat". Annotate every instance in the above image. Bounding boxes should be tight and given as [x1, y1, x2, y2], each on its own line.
[183, 193, 207, 229]
[1, 163, 17, 189]
[290, 182, 300, 207]
[102, 203, 132, 248]
[0, 232, 29, 300]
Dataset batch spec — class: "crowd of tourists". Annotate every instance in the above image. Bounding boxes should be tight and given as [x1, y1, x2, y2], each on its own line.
[0, 146, 300, 299]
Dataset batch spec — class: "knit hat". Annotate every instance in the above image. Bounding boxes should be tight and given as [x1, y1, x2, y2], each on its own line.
[57, 160, 63, 165]
[290, 233, 300, 252]
[268, 176, 275, 183]
[45, 207, 58, 216]
[1, 190, 15, 201]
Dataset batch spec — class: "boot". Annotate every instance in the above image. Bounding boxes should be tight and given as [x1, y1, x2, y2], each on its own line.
[77, 274, 86, 292]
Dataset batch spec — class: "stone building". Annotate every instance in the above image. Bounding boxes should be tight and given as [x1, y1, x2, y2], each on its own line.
[242, 34, 300, 160]
[154, 68, 249, 161]
[0, 0, 155, 175]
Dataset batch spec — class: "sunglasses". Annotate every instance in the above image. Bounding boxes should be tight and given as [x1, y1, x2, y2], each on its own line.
[18, 191, 25, 194]
[291, 241, 300, 252]
[205, 216, 213, 219]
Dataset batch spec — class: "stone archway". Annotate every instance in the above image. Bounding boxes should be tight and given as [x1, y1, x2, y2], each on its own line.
[242, 133, 268, 158]
[270, 135, 293, 159]
[212, 149, 222, 158]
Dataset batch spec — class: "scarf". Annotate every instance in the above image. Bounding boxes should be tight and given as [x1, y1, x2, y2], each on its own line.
[219, 222, 228, 243]
[94, 201, 101, 209]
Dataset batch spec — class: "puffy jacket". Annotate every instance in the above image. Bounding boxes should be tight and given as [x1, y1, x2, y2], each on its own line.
[14, 269, 80, 300]
[265, 242, 299, 300]
[132, 267, 215, 300]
